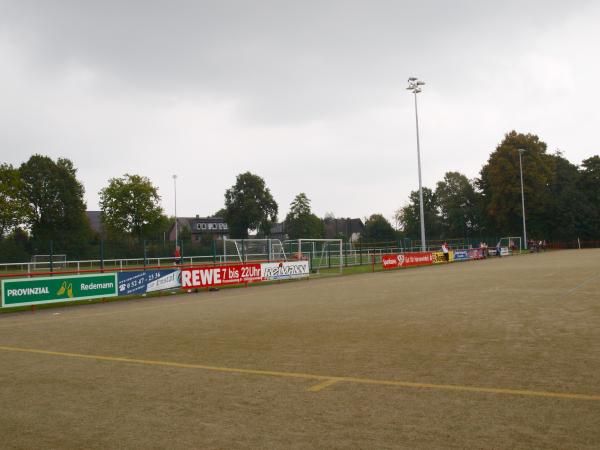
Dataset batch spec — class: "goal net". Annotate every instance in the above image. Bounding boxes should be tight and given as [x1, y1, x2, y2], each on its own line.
[283, 239, 343, 274]
[222, 238, 287, 263]
[498, 237, 522, 254]
[31, 254, 67, 271]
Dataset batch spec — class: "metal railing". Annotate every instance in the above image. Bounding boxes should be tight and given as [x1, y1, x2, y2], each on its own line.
[0, 243, 500, 277]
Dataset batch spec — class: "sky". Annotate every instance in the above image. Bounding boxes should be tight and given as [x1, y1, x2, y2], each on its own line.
[1, 0, 599, 225]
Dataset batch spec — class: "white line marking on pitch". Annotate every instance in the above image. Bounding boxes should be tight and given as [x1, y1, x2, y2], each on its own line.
[565, 272, 599, 296]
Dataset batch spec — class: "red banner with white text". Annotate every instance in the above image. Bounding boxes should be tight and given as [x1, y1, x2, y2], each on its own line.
[181, 264, 262, 288]
[381, 252, 434, 270]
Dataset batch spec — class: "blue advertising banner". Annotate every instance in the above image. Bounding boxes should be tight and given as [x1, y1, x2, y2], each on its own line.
[118, 269, 181, 296]
[453, 250, 470, 261]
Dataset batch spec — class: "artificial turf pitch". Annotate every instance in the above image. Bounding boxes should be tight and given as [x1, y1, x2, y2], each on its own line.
[1, 249, 599, 449]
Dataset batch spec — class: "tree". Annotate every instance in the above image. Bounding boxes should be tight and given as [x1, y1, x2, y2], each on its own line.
[478, 131, 554, 238]
[213, 208, 227, 218]
[578, 155, 600, 238]
[284, 193, 324, 239]
[20, 155, 92, 255]
[142, 214, 173, 241]
[99, 174, 163, 240]
[435, 172, 480, 239]
[0, 228, 30, 263]
[224, 172, 278, 238]
[0, 163, 31, 238]
[535, 152, 587, 241]
[363, 214, 396, 242]
[395, 187, 443, 239]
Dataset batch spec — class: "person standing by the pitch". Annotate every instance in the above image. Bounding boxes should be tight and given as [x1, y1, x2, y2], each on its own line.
[174, 245, 181, 265]
[442, 242, 449, 262]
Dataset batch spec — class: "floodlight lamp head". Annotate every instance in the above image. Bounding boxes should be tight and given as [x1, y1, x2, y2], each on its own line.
[518, 148, 526, 154]
[408, 77, 417, 81]
[417, 81, 425, 85]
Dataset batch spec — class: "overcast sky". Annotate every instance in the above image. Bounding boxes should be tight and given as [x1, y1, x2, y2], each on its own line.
[1, 0, 599, 225]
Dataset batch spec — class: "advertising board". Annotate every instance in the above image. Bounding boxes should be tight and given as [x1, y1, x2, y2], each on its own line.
[181, 263, 263, 289]
[432, 251, 454, 264]
[118, 269, 181, 296]
[453, 250, 470, 261]
[382, 252, 434, 269]
[261, 261, 309, 280]
[468, 248, 484, 259]
[2, 273, 118, 307]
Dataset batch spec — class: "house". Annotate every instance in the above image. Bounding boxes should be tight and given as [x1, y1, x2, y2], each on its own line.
[324, 218, 364, 242]
[268, 222, 287, 241]
[168, 216, 229, 242]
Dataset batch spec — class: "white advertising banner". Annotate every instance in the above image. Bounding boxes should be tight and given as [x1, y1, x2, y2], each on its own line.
[261, 261, 310, 280]
[146, 269, 181, 293]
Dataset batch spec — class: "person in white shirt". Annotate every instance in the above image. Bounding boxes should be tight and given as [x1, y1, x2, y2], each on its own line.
[442, 242, 449, 262]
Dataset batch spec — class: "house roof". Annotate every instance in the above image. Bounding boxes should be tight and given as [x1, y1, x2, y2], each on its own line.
[270, 222, 285, 234]
[168, 217, 228, 235]
[324, 218, 364, 238]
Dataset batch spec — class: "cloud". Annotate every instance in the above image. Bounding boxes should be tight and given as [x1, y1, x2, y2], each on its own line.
[1, 0, 599, 223]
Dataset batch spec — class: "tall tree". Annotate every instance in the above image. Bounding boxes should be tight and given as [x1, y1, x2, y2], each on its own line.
[478, 131, 553, 238]
[539, 152, 587, 240]
[284, 193, 324, 239]
[0, 163, 31, 238]
[578, 155, 600, 238]
[224, 172, 278, 238]
[395, 187, 443, 239]
[20, 155, 91, 255]
[363, 214, 396, 242]
[435, 172, 480, 239]
[99, 174, 163, 240]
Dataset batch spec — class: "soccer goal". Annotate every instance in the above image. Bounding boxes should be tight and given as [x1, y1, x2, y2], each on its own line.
[499, 237, 522, 254]
[222, 238, 287, 263]
[31, 254, 67, 271]
[283, 239, 343, 274]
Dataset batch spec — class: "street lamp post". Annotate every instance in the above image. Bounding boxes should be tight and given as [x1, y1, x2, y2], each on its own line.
[407, 77, 427, 251]
[173, 174, 178, 247]
[517, 149, 528, 250]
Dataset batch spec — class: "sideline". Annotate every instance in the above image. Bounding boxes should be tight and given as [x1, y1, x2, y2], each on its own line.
[564, 272, 599, 296]
[1, 345, 600, 401]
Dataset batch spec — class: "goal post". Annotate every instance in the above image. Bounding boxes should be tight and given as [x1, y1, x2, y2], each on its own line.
[286, 239, 343, 274]
[221, 238, 287, 262]
[31, 254, 67, 271]
[499, 237, 522, 254]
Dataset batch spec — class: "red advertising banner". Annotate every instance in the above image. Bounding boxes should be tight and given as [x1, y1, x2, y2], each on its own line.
[468, 248, 484, 260]
[382, 252, 434, 270]
[181, 264, 262, 288]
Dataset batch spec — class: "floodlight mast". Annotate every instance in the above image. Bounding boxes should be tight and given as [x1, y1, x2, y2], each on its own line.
[173, 174, 178, 248]
[407, 77, 427, 251]
[517, 149, 528, 250]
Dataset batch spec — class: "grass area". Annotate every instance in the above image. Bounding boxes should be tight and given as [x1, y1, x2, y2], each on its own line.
[1, 250, 599, 448]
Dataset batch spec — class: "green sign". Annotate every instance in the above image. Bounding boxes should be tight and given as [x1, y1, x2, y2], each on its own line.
[1, 273, 118, 307]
